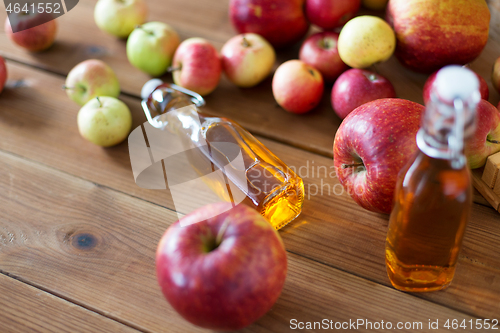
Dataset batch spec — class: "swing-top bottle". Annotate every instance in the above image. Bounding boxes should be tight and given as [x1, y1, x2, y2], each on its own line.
[385, 66, 481, 292]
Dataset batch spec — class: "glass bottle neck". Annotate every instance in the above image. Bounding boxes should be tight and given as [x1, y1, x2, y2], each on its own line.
[418, 96, 476, 169]
[144, 84, 208, 130]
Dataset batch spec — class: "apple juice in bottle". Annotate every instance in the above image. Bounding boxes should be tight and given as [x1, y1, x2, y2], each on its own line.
[142, 81, 304, 230]
[385, 66, 481, 292]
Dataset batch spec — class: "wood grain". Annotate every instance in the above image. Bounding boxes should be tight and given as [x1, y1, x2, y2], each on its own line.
[0, 150, 483, 333]
[0, 62, 499, 320]
[0, 273, 140, 333]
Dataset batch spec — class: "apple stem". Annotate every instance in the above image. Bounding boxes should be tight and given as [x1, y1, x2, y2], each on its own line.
[215, 218, 231, 247]
[341, 162, 364, 169]
[487, 139, 500, 144]
[168, 66, 182, 72]
[319, 38, 334, 50]
[96, 96, 102, 107]
[242, 36, 250, 47]
[135, 25, 154, 36]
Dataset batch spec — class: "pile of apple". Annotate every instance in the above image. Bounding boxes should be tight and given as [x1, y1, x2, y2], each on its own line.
[226, 0, 500, 214]
[331, 0, 500, 214]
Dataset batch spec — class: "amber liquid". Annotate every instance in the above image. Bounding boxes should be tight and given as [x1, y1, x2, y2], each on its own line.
[179, 114, 304, 230]
[385, 151, 472, 292]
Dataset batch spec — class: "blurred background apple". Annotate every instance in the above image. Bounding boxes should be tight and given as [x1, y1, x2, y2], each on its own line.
[423, 68, 489, 105]
[65, 59, 121, 106]
[306, 0, 360, 30]
[171, 38, 221, 96]
[331, 69, 396, 119]
[221, 33, 276, 88]
[94, 0, 148, 38]
[299, 31, 348, 83]
[5, 15, 57, 52]
[272, 60, 324, 114]
[126, 22, 180, 76]
[387, 0, 490, 73]
[338, 15, 395, 68]
[229, 0, 309, 49]
[492, 56, 500, 94]
[466, 100, 500, 169]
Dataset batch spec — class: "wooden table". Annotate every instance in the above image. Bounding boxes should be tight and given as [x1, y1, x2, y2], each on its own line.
[1, 1, 499, 332]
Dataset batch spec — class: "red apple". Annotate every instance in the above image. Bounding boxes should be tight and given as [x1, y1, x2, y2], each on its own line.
[156, 202, 287, 331]
[272, 60, 324, 114]
[386, 0, 490, 73]
[334, 98, 425, 214]
[5, 14, 57, 52]
[423, 69, 489, 105]
[221, 33, 276, 88]
[492, 56, 500, 94]
[229, 0, 309, 49]
[331, 69, 396, 119]
[0, 56, 7, 94]
[305, 0, 361, 30]
[299, 31, 348, 83]
[466, 100, 500, 169]
[171, 38, 222, 96]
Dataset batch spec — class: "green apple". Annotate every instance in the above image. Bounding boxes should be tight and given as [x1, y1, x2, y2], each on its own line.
[94, 0, 148, 38]
[65, 59, 120, 106]
[338, 15, 396, 68]
[126, 22, 180, 77]
[77, 97, 132, 147]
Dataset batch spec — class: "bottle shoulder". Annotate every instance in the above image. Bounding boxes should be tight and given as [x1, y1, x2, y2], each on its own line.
[399, 151, 471, 198]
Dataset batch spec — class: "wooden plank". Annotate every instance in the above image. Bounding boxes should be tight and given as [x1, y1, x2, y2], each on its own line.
[0, 61, 499, 318]
[482, 152, 500, 188]
[0, 150, 483, 333]
[0, 274, 140, 333]
[473, 168, 500, 212]
[0, 1, 498, 158]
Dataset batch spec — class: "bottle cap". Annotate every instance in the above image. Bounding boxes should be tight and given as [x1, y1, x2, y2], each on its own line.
[434, 65, 480, 103]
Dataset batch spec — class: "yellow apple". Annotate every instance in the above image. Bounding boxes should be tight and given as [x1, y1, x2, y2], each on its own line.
[77, 97, 132, 147]
[94, 0, 148, 38]
[338, 15, 395, 69]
